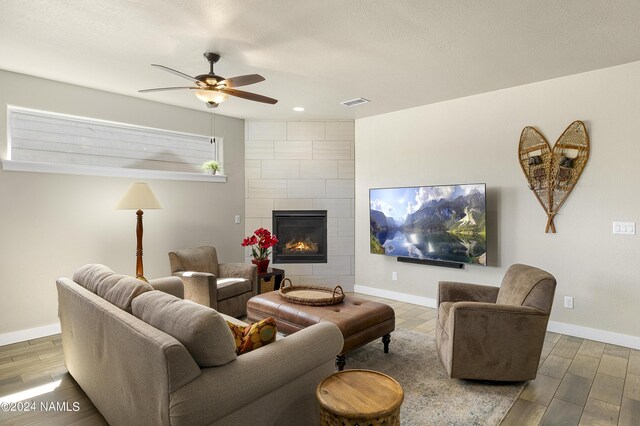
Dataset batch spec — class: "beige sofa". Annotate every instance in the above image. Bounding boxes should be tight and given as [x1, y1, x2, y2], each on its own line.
[56, 264, 344, 426]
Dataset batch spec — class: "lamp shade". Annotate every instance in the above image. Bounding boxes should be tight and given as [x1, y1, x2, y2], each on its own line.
[116, 182, 162, 210]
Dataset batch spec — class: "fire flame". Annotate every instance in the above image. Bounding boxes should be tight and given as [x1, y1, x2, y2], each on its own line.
[284, 238, 319, 254]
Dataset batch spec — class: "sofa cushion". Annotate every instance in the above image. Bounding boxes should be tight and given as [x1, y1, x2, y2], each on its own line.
[132, 291, 237, 367]
[227, 317, 277, 355]
[73, 264, 152, 312]
[217, 278, 251, 300]
[73, 264, 114, 293]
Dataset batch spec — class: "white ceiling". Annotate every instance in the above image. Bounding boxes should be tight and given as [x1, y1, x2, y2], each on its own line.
[2, 1, 640, 120]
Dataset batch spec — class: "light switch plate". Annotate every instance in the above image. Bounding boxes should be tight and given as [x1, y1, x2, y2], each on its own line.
[234, 215, 241, 224]
[613, 221, 635, 235]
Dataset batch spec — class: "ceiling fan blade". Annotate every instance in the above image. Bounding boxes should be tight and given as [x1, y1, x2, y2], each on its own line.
[219, 74, 265, 88]
[151, 64, 206, 87]
[138, 86, 198, 93]
[219, 88, 278, 104]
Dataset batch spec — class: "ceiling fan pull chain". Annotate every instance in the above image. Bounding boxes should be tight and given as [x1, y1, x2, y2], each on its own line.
[209, 107, 216, 145]
[210, 107, 214, 144]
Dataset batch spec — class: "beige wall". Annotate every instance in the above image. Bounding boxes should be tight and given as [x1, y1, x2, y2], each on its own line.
[0, 70, 245, 335]
[244, 120, 355, 289]
[355, 61, 640, 339]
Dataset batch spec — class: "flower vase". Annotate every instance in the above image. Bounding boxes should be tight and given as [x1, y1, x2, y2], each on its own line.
[252, 258, 270, 273]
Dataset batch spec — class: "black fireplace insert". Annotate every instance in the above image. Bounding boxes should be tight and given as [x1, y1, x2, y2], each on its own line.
[272, 210, 327, 264]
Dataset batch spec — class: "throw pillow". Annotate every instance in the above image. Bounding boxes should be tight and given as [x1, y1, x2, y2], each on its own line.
[227, 318, 277, 355]
[132, 291, 237, 367]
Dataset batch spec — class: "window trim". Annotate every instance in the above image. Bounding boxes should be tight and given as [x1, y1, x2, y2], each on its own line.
[3, 105, 227, 182]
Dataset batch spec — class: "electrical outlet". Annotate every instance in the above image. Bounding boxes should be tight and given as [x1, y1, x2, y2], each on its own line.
[391, 272, 398, 281]
[234, 215, 241, 224]
[564, 296, 574, 309]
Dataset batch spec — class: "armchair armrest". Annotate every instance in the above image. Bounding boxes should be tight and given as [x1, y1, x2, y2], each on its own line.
[172, 271, 218, 309]
[438, 281, 499, 305]
[219, 262, 259, 296]
[149, 276, 184, 299]
[169, 322, 344, 424]
[453, 302, 544, 315]
[445, 301, 549, 381]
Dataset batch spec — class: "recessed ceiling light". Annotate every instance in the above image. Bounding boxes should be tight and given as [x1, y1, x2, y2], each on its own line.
[293, 107, 305, 112]
[341, 98, 371, 107]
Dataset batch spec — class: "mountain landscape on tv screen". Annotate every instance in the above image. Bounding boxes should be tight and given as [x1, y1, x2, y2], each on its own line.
[370, 184, 487, 265]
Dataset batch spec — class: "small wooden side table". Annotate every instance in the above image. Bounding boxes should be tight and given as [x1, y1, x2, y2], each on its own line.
[257, 267, 285, 294]
[316, 369, 404, 426]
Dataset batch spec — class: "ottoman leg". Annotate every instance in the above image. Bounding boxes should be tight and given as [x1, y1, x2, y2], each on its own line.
[382, 334, 391, 353]
[336, 354, 346, 371]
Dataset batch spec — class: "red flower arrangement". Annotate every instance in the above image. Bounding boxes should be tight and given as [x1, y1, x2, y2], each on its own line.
[241, 227, 278, 260]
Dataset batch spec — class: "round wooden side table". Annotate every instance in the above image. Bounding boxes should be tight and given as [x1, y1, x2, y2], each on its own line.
[316, 369, 404, 426]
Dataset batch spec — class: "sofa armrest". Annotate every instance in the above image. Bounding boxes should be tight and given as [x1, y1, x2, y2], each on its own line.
[219, 262, 259, 296]
[438, 281, 499, 305]
[445, 301, 549, 381]
[169, 322, 344, 424]
[149, 276, 184, 299]
[57, 278, 201, 425]
[172, 271, 218, 309]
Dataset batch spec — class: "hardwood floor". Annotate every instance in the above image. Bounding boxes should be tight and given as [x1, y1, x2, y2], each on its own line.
[357, 294, 640, 426]
[0, 294, 637, 425]
[0, 335, 106, 425]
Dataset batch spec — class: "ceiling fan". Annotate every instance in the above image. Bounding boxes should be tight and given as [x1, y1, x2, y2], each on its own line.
[139, 52, 278, 108]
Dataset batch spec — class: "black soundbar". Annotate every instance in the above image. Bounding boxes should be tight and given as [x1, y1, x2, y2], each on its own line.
[397, 257, 464, 269]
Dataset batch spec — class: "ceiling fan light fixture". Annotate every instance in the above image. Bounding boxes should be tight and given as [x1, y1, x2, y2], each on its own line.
[140, 53, 277, 106]
[195, 90, 228, 104]
[293, 107, 305, 112]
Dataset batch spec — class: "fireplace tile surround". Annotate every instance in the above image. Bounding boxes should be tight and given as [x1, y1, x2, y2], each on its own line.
[244, 120, 355, 290]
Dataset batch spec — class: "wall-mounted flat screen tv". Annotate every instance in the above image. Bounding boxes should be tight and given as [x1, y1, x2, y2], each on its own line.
[369, 183, 487, 265]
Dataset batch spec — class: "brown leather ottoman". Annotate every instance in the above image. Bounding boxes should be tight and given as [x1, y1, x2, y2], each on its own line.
[247, 292, 395, 370]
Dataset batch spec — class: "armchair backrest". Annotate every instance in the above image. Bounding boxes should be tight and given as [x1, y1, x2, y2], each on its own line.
[169, 246, 219, 276]
[496, 264, 556, 313]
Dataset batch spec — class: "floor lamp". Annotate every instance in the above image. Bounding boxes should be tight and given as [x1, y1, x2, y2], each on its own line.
[116, 182, 162, 281]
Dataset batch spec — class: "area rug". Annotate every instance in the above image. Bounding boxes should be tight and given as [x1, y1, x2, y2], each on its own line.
[346, 329, 524, 425]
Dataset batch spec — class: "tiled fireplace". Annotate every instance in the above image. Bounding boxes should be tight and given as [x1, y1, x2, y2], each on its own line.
[272, 210, 327, 264]
[244, 119, 355, 290]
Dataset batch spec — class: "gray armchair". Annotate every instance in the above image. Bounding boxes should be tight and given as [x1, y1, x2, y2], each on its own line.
[169, 246, 258, 317]
[436, 264, 556, 381]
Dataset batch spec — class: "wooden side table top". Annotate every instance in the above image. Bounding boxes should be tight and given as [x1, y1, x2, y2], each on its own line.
[316, 369, 404, 419]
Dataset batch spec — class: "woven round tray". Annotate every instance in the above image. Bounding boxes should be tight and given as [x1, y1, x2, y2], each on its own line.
[279, 278, 344, 306]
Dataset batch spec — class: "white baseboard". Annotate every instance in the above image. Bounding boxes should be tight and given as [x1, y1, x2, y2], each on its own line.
[354, 285, 640, 350]
[0, 323, 61, 346]
[354, 285, 438, 308]
[548, 321, 640, 350]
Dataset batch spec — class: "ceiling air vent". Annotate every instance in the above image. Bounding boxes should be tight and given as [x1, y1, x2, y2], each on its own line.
[341, 98, 371, 107]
